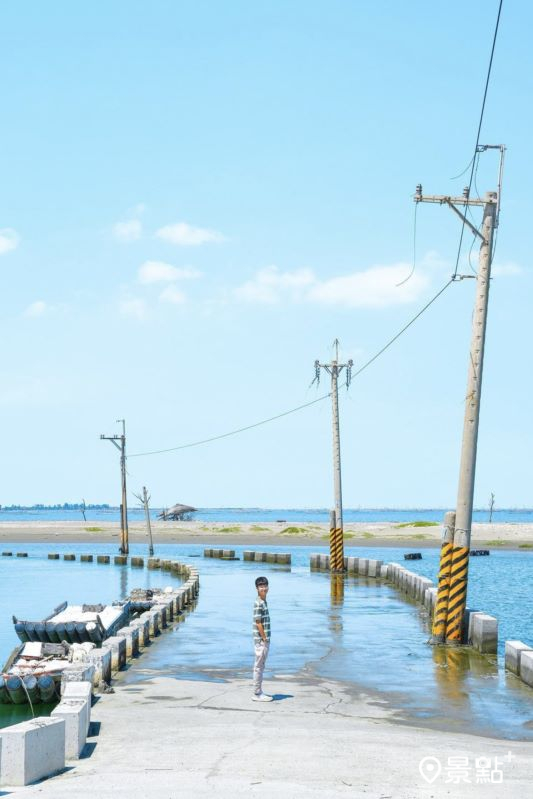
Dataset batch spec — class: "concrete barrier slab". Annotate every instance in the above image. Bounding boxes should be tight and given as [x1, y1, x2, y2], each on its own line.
[130, 617, 150, 646]
[117, 625, 140, 658]
[103, 636, 127, 671]
[88, 647, 112, 686]
[51, 699, 89, 759]
[61, 663, 95, 694]
[471, 613, 498, 654]
[520, 651, 533, 688]
[358, 558, 369, 576]
[0, 718, 65, 786]
[506, 640, 533, 675]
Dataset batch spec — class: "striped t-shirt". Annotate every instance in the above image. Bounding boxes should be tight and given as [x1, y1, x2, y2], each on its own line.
[253, 597, 271, 645]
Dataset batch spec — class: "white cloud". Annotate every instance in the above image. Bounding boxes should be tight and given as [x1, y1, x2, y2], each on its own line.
[234, 266, 315, 304]
[113, 219, 142, 242]
[24, 300, 47, 317]
[491, 261, 523, 277]
[308, 264, 430, 308]
[234, 262, 430, 307]
[138, 260, 200, 284]
[0, 228, 20, 255]
[159, 286, 187, 305]
[155, 222, 225, 246]
[119, 297, 147, 320]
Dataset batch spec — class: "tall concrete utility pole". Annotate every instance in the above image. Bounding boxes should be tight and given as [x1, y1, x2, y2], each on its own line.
[314, 341, 353, 571]
[415, 151, 502, 644]
[100, 419, 129, 554]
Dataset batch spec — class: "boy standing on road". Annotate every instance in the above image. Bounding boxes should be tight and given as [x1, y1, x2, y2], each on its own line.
[252, 576, 273, 702]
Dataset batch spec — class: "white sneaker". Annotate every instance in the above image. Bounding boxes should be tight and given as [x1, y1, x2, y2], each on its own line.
[252, 692, 273, 702]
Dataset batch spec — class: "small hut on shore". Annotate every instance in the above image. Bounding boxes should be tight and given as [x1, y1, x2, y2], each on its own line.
[158, 503, 197, 521]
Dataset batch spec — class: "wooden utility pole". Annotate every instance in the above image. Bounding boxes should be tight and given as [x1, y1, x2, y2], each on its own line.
[415, 165, 500, 644]
[489, 492, 495, 523]
[134, 486, 154, 557]
[101, 419, 129, 554]
[314, 341, 353, 571]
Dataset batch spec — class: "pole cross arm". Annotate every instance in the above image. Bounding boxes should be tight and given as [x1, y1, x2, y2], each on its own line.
[101, 435, 122, 452]
[445, 201, 485, 242]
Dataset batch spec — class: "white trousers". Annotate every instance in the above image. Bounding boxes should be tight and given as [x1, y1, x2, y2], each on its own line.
[253, 640, 270, 694]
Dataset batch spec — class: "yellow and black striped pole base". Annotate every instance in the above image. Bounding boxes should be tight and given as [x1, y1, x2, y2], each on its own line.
[445, 542, 470, 645]
[333, 527, 344, 572]
[431, 511, 455, 644]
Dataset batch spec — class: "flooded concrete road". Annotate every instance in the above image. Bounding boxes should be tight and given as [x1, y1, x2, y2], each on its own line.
[124, 554, 533, 741]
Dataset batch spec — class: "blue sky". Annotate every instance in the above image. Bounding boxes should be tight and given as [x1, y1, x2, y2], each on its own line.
[0, 1, 530, 508]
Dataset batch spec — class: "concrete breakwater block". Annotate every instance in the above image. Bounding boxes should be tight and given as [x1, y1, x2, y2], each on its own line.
[80, 554, 93, 563]
[16, 553, 28, 558]
[243, 550, 254, 561]
[61, 664, 95, 694]
[103, 636, 127, 672]
[404, 552, 422, 560]
[117, 625, 140, 658]
[358, 559, 369, 576]
[505, 641, 533, 675]
[161, 559, 173, 570]
[0, 717, 65, 786]
[471, 613, 498, 654]
[114, 555, 127, 565]
[52, 698, 89, 760]
[130, 617, 151, 647]
[87, 647, 112, 685]
[63, 554, 75, 561]
[130, 557, 144, 568]
[520, 651, 533, 688]
[48, 553, 59, 559]
[142, 609, 160, 636]
[367, 559, 383, 578]
[97, 555, 110, 564]
[61, 681, 93, 733]
[148, 558, 161, 569]
[2, 551, 13, 556]
[152, 604, 168, 628]
[204, 549, 236, 559]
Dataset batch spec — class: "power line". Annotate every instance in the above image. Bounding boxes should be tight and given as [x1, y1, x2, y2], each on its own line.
[452, 0, 503, 280]
[129, 279, 455, 459]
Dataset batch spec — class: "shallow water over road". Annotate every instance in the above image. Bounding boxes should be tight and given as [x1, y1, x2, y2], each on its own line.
[1, 542, 532, 738]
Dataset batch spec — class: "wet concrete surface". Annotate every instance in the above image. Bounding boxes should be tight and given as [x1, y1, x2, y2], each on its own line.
[122, 555, 533, 741]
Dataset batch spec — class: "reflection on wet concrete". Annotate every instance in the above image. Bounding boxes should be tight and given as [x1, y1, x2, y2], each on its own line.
[4, 542, 530, 740]
[123, 551, 533, 741]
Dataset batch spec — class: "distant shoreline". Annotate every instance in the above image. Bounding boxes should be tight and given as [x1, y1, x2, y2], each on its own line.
[1, 520, 532, 550]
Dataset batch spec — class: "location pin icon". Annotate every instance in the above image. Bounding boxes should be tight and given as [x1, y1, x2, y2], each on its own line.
[419, 756, 442, 784]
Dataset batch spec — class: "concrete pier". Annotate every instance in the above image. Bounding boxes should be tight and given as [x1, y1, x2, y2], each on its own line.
[48, 553, 60, 559]
[114, 555, 127, 565]
[80, 554, 93, 562]
[97, 555, 110, 564]
[22, 675, 533, 799]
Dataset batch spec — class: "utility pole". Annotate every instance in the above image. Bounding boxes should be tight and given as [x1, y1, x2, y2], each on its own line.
[415, 146, 502, 644]
[134, 486, 154, 557]
[100, 419, 129, 554]
[314, 341, 353, 572]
